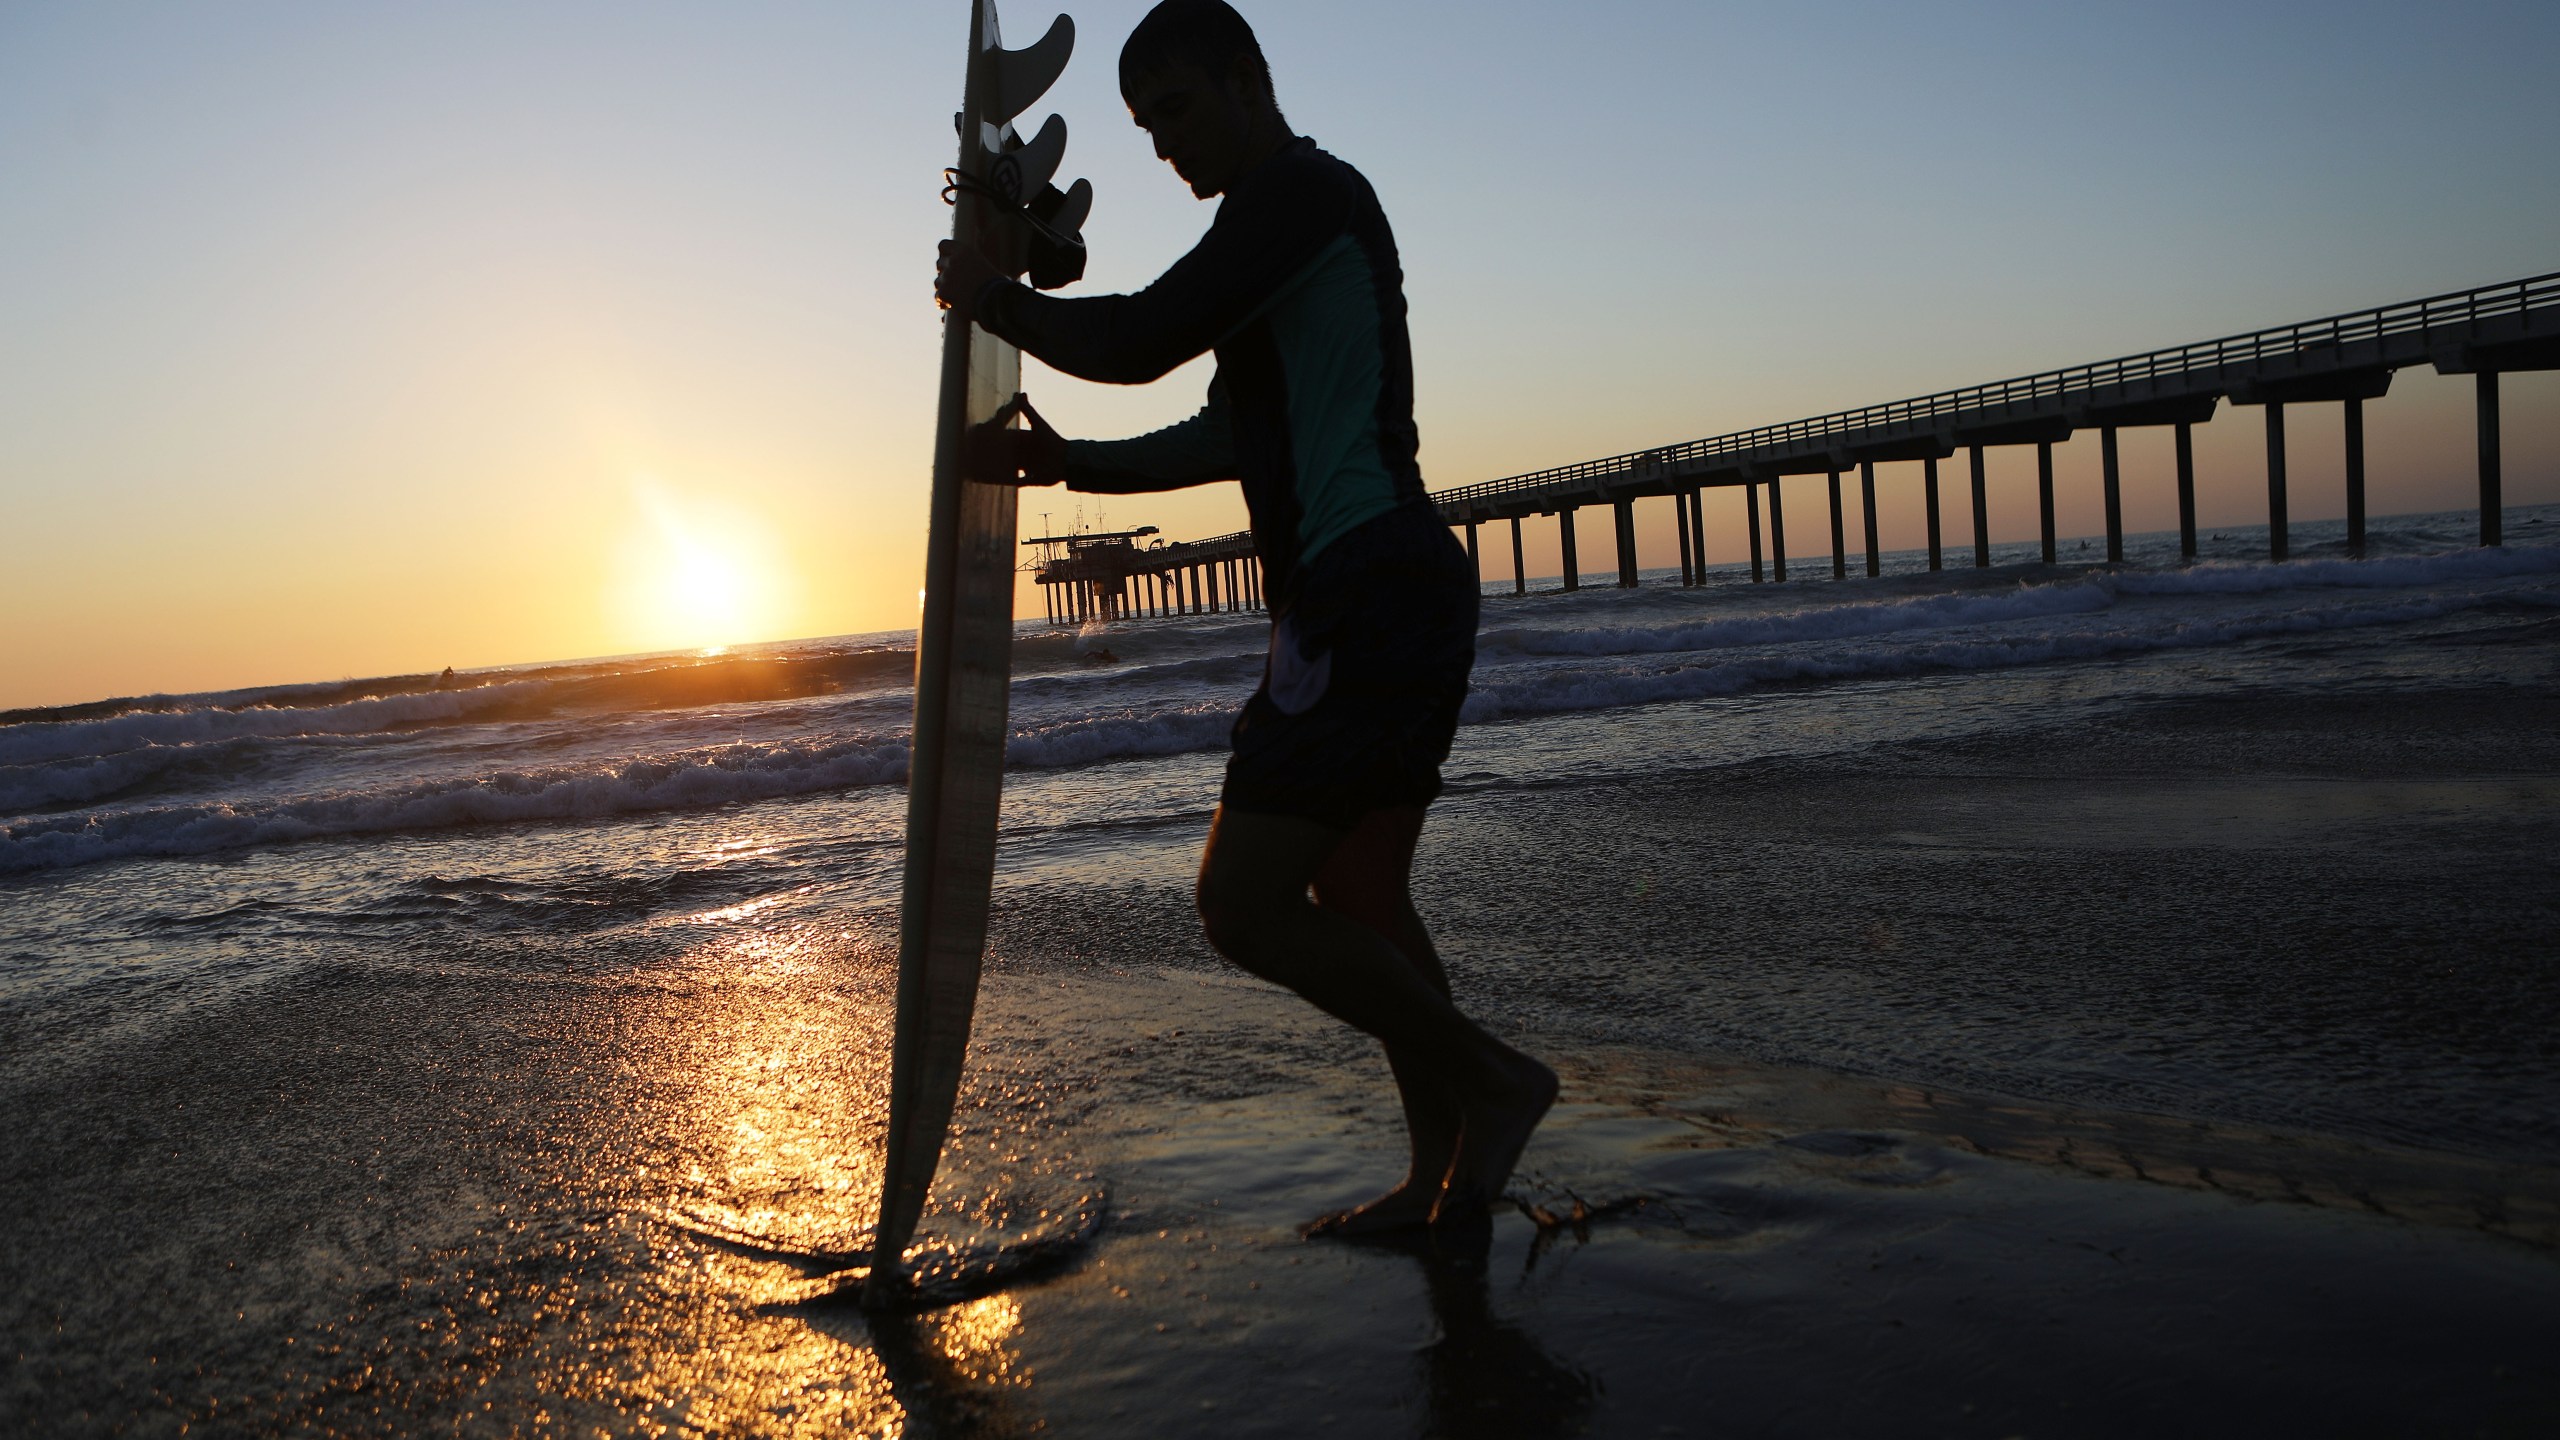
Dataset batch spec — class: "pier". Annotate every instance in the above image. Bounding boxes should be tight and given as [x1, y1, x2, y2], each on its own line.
[1027, 525, 1262, 624]
[1032, 272, 2556, 616]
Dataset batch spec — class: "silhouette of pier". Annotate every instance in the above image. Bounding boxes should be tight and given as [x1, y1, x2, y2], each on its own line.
[1028, 525, 1261, 623]
[1031, 271, 2555, 618]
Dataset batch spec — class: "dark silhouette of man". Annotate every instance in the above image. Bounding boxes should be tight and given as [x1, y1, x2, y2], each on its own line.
[935, 0, 1552, 1233]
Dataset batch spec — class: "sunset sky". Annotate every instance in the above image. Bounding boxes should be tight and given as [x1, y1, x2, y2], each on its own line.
[4, 0, 2556, 709]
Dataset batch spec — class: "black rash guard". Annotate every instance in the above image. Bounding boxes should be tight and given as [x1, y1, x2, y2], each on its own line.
[974, 135, 1427, 602]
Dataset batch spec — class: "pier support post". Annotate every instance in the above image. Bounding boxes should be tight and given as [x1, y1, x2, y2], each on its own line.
[1613, 498, 1639, 587]
[2344, 397, 2366, 554]
[2037, 441, 2057, 564]
[1691, 488, 1708, 582]
[1827, 470, 1847, 580]
[1674, 489, 1695, 586]
[2101, 425, 2124, 563]
[1860, 461, 1881, 578]
[1924, 456, 1943, 571]
[2478, 371, 2502, 547]
[1465, 522, 1481, 586]
[1559, 507, 1580, 591]
[2176, 422, 2197, 559]
[1970, 445, 1991, 567]
[2266, 401, 2289, 562]
[1769, 479, 1789, 582]
[1510, 516, 1526, 596]
[1746, 483, 1765, 583]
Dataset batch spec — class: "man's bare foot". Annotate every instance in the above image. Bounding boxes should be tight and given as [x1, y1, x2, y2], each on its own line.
[1431, 1052, 1559, 1224]
[1302, 1176, 1444, 1239]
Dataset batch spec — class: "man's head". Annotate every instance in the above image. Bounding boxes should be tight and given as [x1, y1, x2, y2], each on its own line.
[1119, 0, 1289, 199]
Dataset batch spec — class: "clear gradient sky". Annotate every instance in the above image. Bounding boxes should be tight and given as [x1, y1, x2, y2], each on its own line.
[4, 0, 2556, 709]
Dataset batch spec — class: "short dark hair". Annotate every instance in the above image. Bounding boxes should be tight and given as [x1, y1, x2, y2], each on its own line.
[1119, 0, 1273, 103]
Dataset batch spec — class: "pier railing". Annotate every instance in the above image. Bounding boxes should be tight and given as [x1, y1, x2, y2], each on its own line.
[1431, 271, 2559, 509]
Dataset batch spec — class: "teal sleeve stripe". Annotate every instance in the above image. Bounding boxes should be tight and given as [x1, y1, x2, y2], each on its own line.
[1269, 235, 1402, 564]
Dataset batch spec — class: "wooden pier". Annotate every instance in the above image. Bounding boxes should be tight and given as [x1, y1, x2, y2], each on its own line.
[1031, 271, 2556, 617]
[1027, 525, 1262, 624]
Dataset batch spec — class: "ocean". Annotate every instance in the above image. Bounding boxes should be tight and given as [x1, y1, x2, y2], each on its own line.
[8, 503, 2560, 1434]
[8, 506, 2560, 1132]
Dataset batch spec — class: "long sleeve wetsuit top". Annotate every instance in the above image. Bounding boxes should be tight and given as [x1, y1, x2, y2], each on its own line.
[974, 136, 1426, 605]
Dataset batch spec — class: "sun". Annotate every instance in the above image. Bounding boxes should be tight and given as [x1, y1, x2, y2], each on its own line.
[666, 534, 753, 643]
[617, 479, 788, 652]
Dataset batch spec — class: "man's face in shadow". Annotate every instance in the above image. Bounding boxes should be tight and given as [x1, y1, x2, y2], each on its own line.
[1123, 56, 1264, 199]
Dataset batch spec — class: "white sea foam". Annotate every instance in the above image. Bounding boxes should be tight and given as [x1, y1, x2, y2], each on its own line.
[1477, 579, 2119, 658]
[1459, 586, 2501, 723]
[2111, 542, 2560, 595]
[0, 735, 911, 874]
[7, 539, 2551, 873]
[0, 681, 554, 769]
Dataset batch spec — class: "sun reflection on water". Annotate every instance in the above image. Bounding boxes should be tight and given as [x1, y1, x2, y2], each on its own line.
[568, 912, 1039, 1435]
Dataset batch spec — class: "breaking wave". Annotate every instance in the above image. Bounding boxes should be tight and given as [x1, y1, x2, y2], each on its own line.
[6, 541, 2551, 874]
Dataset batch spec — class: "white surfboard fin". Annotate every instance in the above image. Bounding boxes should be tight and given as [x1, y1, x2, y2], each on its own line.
[983, 13, 1074, 129]
[990, 113, 1067, 207]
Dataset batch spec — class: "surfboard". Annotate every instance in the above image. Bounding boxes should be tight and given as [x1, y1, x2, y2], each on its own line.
[865, 0, 1084, 1308]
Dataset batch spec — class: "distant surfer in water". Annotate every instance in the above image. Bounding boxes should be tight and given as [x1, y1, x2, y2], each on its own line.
[936, 0, 1555, 1234]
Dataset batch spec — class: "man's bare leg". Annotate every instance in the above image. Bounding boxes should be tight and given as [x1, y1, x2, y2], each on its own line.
[1303, 805, 1462, 1233]
[1195, 805, 1555, 1229]
[1301, 805, 1464, 1234]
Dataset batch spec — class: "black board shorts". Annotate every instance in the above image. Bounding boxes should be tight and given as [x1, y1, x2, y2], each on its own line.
[1221, 505, 1479, 829]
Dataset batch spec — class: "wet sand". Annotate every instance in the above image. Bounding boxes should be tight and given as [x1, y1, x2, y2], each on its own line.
[6, 684, 2560, 1436]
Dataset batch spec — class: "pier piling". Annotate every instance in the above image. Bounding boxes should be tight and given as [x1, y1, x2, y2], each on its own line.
[1674, 488, 1695, 586]
[2036, 442, 2057, 564]
[1746, 483, 1765, 583]
[2478, 371, 2502, 547]
[2176, 422, 2197, 559]
[1613, 498, 1639, 587]
[1827, 470, 1847, 581]
[1970, 446, 1990, 568]
[2266, 402, 2290, 562]
[1924, 456, 1943, 571]
[1770, 479, 1789, 582]
[2344, 398, 2366, 554]
[1860, 461, 1881, 577]
[1691, 488, 1709, 583]
[2101, 426, 2124, 563]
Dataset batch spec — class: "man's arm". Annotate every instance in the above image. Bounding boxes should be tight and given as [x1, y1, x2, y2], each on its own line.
[1063, 382, 1237, 493]
[965, 153, 1351, 385]
[963, 384, 1236, 493]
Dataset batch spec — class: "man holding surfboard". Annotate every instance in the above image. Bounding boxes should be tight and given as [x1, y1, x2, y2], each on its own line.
[935, 0, 1555, 1234]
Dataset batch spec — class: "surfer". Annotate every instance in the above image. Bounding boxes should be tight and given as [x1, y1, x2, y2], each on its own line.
[935, 0, 1555, 1234]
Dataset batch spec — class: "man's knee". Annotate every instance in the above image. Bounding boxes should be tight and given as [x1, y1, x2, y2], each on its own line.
[1193, 866, 1262, 962]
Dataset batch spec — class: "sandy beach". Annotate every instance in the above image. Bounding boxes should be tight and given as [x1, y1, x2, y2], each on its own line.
[7, 675, 2558, 1437]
